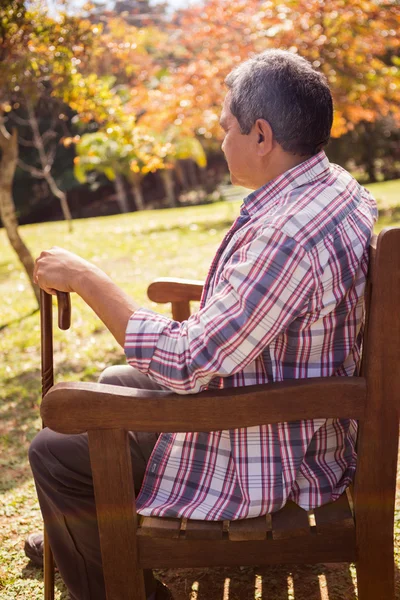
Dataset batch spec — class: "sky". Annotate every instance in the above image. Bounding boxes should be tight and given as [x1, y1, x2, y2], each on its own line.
[158, 0, 188, 6]
[54, 0, 192, 12]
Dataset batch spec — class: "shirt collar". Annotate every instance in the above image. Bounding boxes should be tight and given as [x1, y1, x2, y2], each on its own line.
[241, 151, 331, 217]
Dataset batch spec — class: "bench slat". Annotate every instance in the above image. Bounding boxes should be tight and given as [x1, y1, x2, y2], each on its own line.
[313, 492, 354, 534]
[271, 501, 310, 539]
[138, 495, 354, 543]
[229, 515, 269, 541]
[138, 517, 181, 539]
[185, 520, 223, 540]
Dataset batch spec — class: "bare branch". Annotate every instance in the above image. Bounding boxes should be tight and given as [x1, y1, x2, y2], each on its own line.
[26, 100, 52, 173]
[0, 121, 11, 144]
[16, 96, 73, 228]
[18, 158, 44, 178]
[18, 137, 36, 147]
[45, 143, 57, 168]
[42, 130, 58, 145]
[10, 112, 31, 126]
[49, 109, 60, 132]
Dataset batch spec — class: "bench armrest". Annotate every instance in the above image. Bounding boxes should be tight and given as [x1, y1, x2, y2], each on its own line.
[41, 377, 366, 435]
[147, 278, 204, 304]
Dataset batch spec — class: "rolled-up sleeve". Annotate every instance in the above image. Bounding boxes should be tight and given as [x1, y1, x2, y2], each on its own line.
[125, 227, 315, 394]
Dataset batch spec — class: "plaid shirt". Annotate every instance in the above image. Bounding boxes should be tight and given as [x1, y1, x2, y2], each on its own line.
[125, 152, 377, 520]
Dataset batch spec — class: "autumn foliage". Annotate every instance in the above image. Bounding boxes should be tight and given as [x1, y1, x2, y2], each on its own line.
[153, 0, 400, 139]
[1, 0, 400, 205]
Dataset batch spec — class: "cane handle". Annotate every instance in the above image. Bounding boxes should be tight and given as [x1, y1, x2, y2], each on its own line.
[56, 291, 71, 330]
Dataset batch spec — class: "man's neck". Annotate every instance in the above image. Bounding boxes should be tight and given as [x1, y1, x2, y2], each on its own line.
[252, 150, 314, 190]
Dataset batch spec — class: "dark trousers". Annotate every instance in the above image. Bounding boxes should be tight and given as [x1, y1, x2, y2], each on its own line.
[29, 365, 170, 600]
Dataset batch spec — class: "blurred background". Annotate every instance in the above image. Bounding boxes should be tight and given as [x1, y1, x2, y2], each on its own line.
[1, 0, 399, 226]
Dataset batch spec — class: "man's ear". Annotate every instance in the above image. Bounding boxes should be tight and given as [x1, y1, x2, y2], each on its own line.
[254, 119, 274, 156]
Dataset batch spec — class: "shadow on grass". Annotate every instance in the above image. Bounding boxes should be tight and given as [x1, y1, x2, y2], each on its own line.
[19, 562, 356, 600]
[160, 561, 400, 599]
[20, 560, 400, 599]
[163, 564, 356, 599]
[22, 561, 397, 600]
[21, 563, 69, 599]
[0, 307, 39, 332]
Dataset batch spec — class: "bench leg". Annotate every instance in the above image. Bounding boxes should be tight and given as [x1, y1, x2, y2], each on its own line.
[356, 546, 395, 600]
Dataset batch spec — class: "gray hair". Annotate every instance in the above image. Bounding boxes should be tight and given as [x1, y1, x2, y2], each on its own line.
[225, 50, 333, 156]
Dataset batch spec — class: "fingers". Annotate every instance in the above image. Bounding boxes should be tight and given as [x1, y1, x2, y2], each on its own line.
[39, 285, 57, 296]
[34, 249, 56, 290]
[33, 258, 39, 285]
[33, 247, 76, 294]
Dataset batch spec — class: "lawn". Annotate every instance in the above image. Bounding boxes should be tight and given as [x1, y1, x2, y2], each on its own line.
[1, 179, 400, 600]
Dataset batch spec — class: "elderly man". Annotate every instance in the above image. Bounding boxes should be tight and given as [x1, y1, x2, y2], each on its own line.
[27, 49, 377, 600]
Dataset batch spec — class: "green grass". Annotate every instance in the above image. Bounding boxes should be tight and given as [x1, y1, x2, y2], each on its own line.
[1, 180, 400, 599]
[367, 179, 400, 231]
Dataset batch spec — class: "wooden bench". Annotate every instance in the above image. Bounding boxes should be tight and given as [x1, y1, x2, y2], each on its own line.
[41, 228, 400, 600]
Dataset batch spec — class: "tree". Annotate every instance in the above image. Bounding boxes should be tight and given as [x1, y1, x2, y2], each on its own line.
[89, 0, 168, 28]
[72, 121, 207, 210]
[269, 0, 400, 136]
[15, 94, 74, 229]
[0, 2, 99, 226]
[0, 0, 102, 301]
[146, 0, 399, 143]
[155, 129, 207, 207]
[73, 122, 165, 211]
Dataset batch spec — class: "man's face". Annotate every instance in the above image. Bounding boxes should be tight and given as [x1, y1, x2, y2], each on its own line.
[220, 93, 259, 189]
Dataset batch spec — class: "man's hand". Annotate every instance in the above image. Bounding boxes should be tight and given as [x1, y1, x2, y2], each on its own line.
[34, 247, 94, 295]
[34, 246, 140, 347]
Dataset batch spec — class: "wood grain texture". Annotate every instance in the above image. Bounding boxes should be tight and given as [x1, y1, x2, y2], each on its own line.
[40, 290, 54, 400]
[41, 290, 68, 600]
[171, 300, 191, 322]
[228, 515, 269, 541]
[360, 238, 376, 376]
[147, 278, 203, 304]
[88, 429, 146, 600]
[271, 501, 310, 539]
[185, 519, 224, 540]
[353, 228, 400, 600]
[313, 492, 354, 534]
[139, 517, 181, 539]
[137, 496, 355, 543]
[56, 291, 71, 330]
[43, 529, 55, 600]
[137, 531, 357, 569]
[40, 376, 366, 434]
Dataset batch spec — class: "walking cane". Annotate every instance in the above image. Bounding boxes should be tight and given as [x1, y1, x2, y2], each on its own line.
[40, 289, 71, 600]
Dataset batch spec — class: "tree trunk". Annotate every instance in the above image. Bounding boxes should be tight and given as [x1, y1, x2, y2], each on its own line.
[0, 125, 40, 306]
[175, 161, 189, 191]
[114, 174, 130, 213]
[363, 123, 378, 183]
[160, 169, 177, 208]
[130, 176, 145, 212]
[187, 159, 199, 188]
